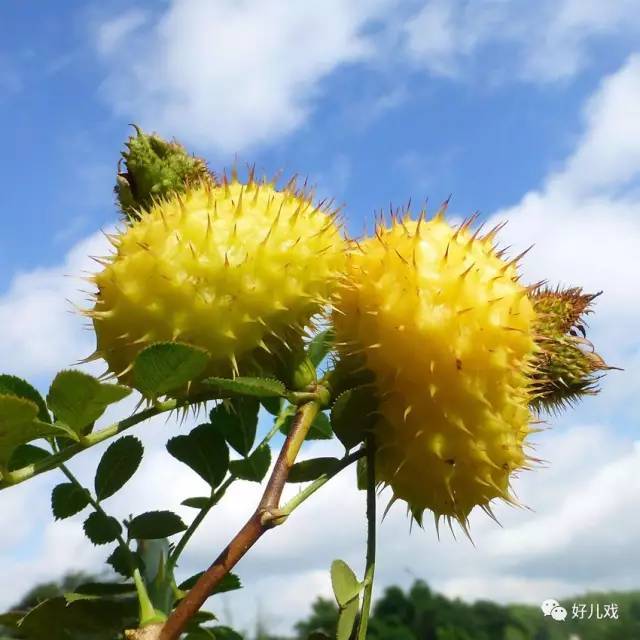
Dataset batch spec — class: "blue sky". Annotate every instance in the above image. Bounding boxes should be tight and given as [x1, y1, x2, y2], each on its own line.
[1, 0, 640, 634]
[2, 1, 636, 279]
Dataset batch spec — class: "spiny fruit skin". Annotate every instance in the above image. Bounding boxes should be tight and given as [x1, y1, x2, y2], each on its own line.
[529, 286, 609, 413]
[116, 126, 214, 223]
[89, 177, 345, 392]
[333, 208, 538, 528]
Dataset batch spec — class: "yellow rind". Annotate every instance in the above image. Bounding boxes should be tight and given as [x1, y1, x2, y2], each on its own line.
[333, 211, 538, 525]
[88, 178, 346, 387]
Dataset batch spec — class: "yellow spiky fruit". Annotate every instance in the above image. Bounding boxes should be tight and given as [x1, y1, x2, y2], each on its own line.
[333, 208, 538, 529]
[88, 175, 345, 391]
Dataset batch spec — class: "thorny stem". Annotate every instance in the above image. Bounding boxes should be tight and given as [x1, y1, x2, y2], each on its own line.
[169, 405, 289, 569]
[159, 392, 325, 640]
[356, 434, 377, 640]
[0, 394, 220, 489]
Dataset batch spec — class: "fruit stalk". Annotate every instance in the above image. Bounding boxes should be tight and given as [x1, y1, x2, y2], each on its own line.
[159, 389, 326, 640]
[356, 433, 377, 640]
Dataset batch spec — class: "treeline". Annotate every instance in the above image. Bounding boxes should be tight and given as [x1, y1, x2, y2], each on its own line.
[2, 574, 638, 639]
[279, 581, 640, 640]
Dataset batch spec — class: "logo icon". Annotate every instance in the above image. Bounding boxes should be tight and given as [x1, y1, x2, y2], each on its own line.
[551, 606, 568, 621]
[541, 599, 567, 622]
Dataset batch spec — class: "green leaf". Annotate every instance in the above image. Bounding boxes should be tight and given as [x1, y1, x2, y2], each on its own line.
[133, 342, 210, 397]
[202, 627, 244, 640]
[337, 597, 359, 640]
[331, 559, 361, 607]
[188, 611, 218, 626]
[74, 582, 136, 596]
[107, 545, 139, 578]
[47, 370, 131, 434]
[280, 410, 333, 440]
[83, 511, 122, 545]
[0, 612, 22, 628]
[94, 436, 143, 501]
[330, 386, 377, 450]
[8, 442, 50, 471]
[211, 398, 259, 456]
[205, 376, 286, 398]
[327, 354, 376, 399]
[181, 496, 211, 509]
[51, 482, 91, 520]
[18, 595, 138, 639]
[178, 572, 242, 595]
[183, 611, 218, 635]
[288, 457, 339, 483]
[167, 423, 229, 487]
[261, 396, 282, 416]
[229, 445, 271, 482]
[127, 510, 187, 539]
[0, 395, 59, 467]
[63, 592, 100, 604]
[51, 421, 82, 442]
[0, 374, 50, 423]
[307, 328, 335, 366]
[185, 629, 216, 639]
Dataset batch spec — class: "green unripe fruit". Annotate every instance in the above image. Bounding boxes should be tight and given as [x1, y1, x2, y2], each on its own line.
[115, 125, 213, 223]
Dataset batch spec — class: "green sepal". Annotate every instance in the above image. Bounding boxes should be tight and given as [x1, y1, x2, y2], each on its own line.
[116, 126, 213, 222]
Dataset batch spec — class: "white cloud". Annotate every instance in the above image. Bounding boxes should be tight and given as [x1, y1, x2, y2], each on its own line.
[404, 0, 640, 83]
[0, 231, 110, 382]
[486, 53, 640, 369]
[482, 55, 640, 432]
[549, 54, 640, 195]
[95, 9, 149, 57]
[95, 0, 392, 154]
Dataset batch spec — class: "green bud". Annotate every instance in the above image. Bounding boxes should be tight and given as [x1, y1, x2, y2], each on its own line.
[529, 286, 612, 413]
[137, 538, 174, 616]
[291, 357, 317, 391]
[115, 125, 214, 223]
